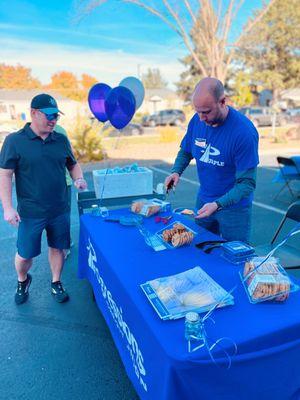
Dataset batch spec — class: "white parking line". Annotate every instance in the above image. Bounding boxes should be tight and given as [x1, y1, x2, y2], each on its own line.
[251, 201, 285, 215]
[150, 166, 286, 215]
[151, 166, 199, 186]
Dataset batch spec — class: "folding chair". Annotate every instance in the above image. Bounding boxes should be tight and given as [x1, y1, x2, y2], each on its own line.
[254, 201, 300, 269]
[274, 156, 300, 200]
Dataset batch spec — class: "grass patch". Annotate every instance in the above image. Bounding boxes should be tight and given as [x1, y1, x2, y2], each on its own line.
[158, 126, 181, 143]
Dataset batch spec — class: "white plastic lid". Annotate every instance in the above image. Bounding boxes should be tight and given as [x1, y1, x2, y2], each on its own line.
[185, 312, 200, 323]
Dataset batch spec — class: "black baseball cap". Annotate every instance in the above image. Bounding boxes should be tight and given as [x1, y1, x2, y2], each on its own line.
[30, 93, 64, 114]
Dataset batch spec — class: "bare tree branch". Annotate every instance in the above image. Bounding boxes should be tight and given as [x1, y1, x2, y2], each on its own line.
[78, 0, 277, 83]
[161, 0, 208, 76]
[232, 0, 244, 22]
[225, 0, 276, 75]
[123, 0, 180, 34]
[183, 0, 197, 25]
[221, 0, 234, 41]
[233, 0, 276, 49]
[216, 0, 222, 29]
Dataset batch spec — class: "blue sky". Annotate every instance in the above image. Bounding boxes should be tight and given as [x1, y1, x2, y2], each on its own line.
[0, 0, 264, 88]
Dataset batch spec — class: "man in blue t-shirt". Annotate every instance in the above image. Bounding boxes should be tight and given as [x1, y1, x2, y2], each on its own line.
[165, 77, 259, 243]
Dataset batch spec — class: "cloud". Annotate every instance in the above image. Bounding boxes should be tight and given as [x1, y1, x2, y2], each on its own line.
[0, 22, 175, 50]
[1, 37, 185, 88]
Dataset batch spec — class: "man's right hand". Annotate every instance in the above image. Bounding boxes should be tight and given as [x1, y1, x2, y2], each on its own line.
[4, 207, 21, 226]
[164, 173, 180, 192]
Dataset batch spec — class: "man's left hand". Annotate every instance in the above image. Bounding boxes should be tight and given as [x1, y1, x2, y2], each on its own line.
[74, 178, 87, 191]
[195, 202, 218, 219]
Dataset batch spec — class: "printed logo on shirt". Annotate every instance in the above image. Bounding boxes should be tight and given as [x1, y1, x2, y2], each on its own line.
[195, 138, 206, 147]
[199, 144, 224, 166]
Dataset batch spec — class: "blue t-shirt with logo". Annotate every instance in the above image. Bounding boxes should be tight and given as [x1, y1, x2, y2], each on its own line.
[180, 107, 259, 207]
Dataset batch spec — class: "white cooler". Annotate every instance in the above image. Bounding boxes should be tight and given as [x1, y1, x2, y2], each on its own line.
[93, 167, 153, 199]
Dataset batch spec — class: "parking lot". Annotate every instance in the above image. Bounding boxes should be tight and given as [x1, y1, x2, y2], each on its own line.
[1, 153, 300, 400]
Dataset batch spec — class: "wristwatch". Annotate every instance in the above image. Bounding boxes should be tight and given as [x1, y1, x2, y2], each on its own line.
[215, 201, 222, 211]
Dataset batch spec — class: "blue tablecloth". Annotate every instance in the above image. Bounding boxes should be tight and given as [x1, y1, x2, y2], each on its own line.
[78, 209, 300, 400]
[272, 156, 300, 183]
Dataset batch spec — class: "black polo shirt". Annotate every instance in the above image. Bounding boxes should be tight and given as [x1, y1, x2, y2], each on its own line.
[0, 123, 77, 218]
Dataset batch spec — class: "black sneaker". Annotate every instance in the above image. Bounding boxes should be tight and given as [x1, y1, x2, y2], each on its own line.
[15, 274, 32, 305]
[51, 281, 69, 303]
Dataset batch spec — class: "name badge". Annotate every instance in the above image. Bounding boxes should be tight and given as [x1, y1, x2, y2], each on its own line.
[195, 138, 206, 148]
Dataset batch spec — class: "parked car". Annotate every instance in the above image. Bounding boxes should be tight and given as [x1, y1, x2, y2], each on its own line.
[106, 123, 144, 137]
[239, 107, 287, 127]
[285, 108, 300, 124]
[142, 109, 186, 127]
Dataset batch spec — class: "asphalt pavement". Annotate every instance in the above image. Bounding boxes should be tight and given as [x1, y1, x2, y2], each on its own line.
[1, 153, 300, 400]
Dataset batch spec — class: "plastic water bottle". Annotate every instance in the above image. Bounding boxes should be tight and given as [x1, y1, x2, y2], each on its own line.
[185, 312, 203, 341]
[99, 207, 109, 218]
[90, 204, 100, 216]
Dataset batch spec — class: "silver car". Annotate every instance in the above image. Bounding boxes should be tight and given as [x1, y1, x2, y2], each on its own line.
[239, 107, 287, 127]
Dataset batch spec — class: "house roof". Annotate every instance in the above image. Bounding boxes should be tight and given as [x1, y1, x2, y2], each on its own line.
[280, 88, 300, 101]
[0, 89, 76, 103]
[145, 88, 178, 100]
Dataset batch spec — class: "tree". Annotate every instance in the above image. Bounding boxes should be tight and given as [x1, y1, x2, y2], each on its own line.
[78, 0, 274, 85]
[81, 73, 98, 92]
[237, 0, 300, 103]
[71, 116, 106, 162]
[142, 68, 168, 89]
[0, 63, 41, 89]
[47, 71, 79, 100]
[79, 73, 98, 101]
[231, 72, 253, 107]
[47, 71, 98, 101]
[176, 54, 200, 101]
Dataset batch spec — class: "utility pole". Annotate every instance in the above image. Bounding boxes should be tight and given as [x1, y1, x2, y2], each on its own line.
[137, 64, 142, 79]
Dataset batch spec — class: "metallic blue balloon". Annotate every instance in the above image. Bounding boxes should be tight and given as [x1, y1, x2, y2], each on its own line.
[105, 86, 136, 129]
[119, 76, 145, 110]
[88, 83, 111, 122]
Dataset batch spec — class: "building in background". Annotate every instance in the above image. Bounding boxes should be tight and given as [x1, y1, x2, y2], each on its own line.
[258, 88, 300, 109]
[0, 89, 86, 122]
[140, 88, 184, 115]
[280, 88, 300, 109]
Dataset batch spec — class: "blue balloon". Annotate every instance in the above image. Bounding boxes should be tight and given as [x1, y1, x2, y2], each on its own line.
[105, 86, 136, 129]
[88, 83, 111, 122]
[119, 76, 145, 110]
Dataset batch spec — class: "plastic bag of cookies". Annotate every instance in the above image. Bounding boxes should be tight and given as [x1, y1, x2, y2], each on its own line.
[157, 221, 196, 248]
[240, 257, 299, 303]
[131, 198, 171, 217]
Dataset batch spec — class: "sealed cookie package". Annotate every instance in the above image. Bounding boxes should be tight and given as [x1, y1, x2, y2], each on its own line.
[240, 257, 300, 303]
[131, 198, 171, 217]
[157, 221, 197, 249]
[140, 266, 234, 320]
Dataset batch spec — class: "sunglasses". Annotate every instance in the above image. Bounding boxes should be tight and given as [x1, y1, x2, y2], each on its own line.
[38, 110, 60, 121]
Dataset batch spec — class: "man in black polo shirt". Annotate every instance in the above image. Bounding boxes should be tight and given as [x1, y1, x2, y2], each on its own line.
[0, 93, 87, 304]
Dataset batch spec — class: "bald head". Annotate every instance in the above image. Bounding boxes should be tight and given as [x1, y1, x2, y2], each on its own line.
[192, 77, 228, 126]
[193, 77, 224, 102]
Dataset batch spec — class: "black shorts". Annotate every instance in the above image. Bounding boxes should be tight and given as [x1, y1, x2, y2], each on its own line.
[17, 213, 70, 259]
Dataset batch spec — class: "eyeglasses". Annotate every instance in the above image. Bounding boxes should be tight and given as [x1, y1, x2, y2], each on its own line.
[38, 110, 60, 121]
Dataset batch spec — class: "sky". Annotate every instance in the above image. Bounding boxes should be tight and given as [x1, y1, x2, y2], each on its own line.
[0, 0, 264, 89]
